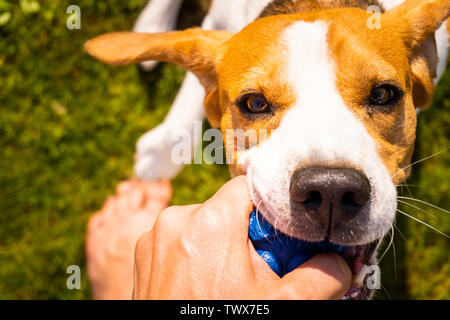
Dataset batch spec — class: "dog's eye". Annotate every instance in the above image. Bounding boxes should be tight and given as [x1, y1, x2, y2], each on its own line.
[243, 94, 271, 114]
[369, 85, 400, 106]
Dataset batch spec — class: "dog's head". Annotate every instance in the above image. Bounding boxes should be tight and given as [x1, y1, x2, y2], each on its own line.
[86, 0, 449, 297]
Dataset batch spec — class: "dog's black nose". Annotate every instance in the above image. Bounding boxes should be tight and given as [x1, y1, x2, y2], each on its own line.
[290, 167, 371, 234]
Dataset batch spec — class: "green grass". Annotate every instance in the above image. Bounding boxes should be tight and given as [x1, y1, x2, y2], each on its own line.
[0, 0, 448, 299]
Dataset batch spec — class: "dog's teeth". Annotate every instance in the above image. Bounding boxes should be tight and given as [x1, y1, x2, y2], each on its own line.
[353, 265, 368, 288]
[350, 292, 359, 299]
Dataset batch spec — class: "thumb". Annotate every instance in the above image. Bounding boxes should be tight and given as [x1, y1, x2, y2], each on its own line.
[266, 253, 352, 300]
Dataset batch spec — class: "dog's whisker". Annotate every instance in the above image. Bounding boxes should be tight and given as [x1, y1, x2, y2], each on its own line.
[255, 199, 272, 244]
[393, 222, 407, 242]
[392, 235, 397, 281]
[403, 183, 414, 198]
[399, 182, 404, 195]
[396, 209, 449, 238]
[378, 225, 394, 263]
[396, 182, 406, 196]
[255, 201, 264, 234]
[396, 183, 421, 188]
[381, 284, 392, 300]
[397, 196, 450, 214]
[397, 199, 438, 220]
[391, 148, 448, 178]
[274, 216, 282, 243]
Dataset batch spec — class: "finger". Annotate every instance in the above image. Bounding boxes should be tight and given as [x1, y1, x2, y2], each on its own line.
[248, 240, 283, 281]
[202, 175, 253, 227]
[139, 203, 200, 234]
[137, 205, 199, 299]
[133, 230, 154, 300]
[268, 252, 352, 300]
[152, 204, 201, 236]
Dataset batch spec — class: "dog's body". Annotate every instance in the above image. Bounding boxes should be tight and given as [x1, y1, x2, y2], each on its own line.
[86, 0, 450, 299]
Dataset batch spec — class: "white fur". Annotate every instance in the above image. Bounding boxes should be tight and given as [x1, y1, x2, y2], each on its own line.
[134, 0, 183, 32]
[239, 21, 397, 245]
[207, 0, 273, 32]
[435, 21, 449, 84]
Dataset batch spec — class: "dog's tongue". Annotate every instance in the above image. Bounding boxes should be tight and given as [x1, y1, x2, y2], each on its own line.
[249, 209, 348, 277]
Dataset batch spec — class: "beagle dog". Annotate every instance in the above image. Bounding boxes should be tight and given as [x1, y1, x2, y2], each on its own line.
[85, 0, 450, 299]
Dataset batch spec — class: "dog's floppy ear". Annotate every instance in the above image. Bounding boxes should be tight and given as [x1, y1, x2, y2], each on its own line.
[387, 0, 450, 110]
[85, 29, 233, 126]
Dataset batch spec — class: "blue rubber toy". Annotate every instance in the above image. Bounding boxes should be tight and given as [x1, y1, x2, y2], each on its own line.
[249, 209, 348, 277]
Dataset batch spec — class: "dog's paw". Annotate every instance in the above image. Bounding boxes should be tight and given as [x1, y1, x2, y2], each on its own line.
[134, 125, 186, 180]
[134, 152, 184, 181]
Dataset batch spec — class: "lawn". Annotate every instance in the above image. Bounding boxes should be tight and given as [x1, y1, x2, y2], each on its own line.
[0, 0, 448, 299]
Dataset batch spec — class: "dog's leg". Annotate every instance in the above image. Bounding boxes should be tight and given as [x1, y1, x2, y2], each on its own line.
[135, 72, 205, 180]
[134, 0, 183, 71]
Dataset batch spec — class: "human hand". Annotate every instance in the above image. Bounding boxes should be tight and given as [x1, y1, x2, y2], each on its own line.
[133, 176, 351, 299]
